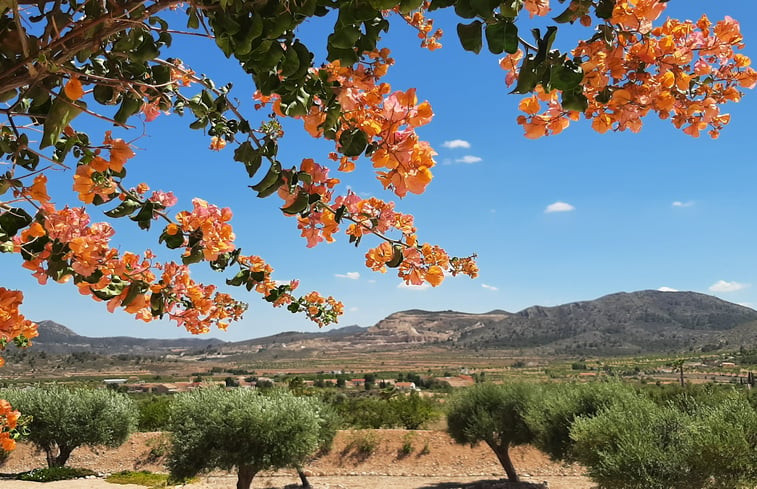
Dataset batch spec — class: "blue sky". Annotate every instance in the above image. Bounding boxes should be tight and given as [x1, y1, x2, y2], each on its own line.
[4, 1, 757, 340]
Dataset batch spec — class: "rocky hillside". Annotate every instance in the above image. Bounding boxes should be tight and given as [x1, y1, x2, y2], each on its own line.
[454, 291, 757, 354]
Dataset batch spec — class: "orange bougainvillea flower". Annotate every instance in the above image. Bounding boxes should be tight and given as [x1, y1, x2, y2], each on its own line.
[64, 77, 84, 100]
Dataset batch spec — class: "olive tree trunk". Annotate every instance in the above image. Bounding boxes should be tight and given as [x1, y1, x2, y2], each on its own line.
[297, 467, 312, 488]
[488, 441, 519, 482]
[44, 443, 74, 468]
[236, 465, 257, 489]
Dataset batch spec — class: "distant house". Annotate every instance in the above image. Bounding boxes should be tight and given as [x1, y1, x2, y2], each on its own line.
[395, 382, 417, 391]
[721, 362, 737, 368]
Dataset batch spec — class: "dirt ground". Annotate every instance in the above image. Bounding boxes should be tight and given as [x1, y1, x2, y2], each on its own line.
[1, 430, 593, 489]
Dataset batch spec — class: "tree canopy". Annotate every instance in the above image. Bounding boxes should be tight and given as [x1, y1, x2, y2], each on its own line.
[168, 388, 328, 489]
[0, 385, 136, 467]
[0, 0, 755, 447]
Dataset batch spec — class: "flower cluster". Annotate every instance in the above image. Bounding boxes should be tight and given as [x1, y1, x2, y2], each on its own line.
[0, 399, 21, 452]
[256, 49, 436, 198]
[502, 2, 756, 138]
[0, 288, 38, 368]
[175, 198, 236, 261]
[396, 3, 444, 51]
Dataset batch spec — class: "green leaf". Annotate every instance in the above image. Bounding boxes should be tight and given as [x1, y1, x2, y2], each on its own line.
[281, 191, 310, 215]
[454, 0, 477, 19]
[500, 0, 521, 17]
[399, 0, 424, 14]
[339, 128, 367, 157]
[182, 247, 204, 265]
[504, 21, 518, 54]
[104, 199, 141, 218]
[40, 97, 85, 149]
[512, 55, 538, 94]
[159, 229, 184, 249]
[553, 0, 591, 23]
[329, 26, 361, 50]
[0, 208, 33, 237]
[485, 22, 505, 54]
[386, 245, 404, 268]
[595, 0, 615, 19]
[113, 94, 143, 125]
[561, 88, 588, 112]
[93, 84, 115, 105]
[551, 59, 584, 92]
[251, 162, 283, 197]
[457, 21, 483, 54]
[369, 0, 397, 9]
[150, 292, 165, 317]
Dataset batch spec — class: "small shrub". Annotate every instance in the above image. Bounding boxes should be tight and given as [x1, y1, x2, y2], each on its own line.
[353, 431, 378, 455]
[106, 470, 185, 488]
[18, 467, 97, 482]
[399, 432, 414, 456]
[419, 441, 431, 455]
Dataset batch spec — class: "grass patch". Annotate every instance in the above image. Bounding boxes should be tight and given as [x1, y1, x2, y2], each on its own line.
[18, 467, 97, 482]
[106, 470, 192, 488]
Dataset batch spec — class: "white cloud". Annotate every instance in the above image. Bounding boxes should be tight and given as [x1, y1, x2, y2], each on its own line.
[481, 284, 499, 291]
[545, 201, 575, 213]
[658, 286, 679, 292]
[349, 306, 360, 312]
[397, 282, 431, 291]
[335, 272, 360, 280]
[442, 139, 471, 149]
[454, 155, 483, 164]
[709, 280, 750, 293]
[672, 201, 695, 208]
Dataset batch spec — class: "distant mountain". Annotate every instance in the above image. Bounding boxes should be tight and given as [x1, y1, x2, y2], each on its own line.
[454, 291, 757, 353]
[31, 290, 757, 356]
[32, 320, 226, 354]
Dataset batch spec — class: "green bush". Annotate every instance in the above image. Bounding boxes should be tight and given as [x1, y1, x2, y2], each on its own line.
[168, 388, 327, 489]
[1, 385, 137, 467]
[570, 392, 757, 489]
[18, 467, 97, 482]
[325, 391, 440, 429]
[106, 470, 183, 488]
[526, 381, 637, 461]
[136, 395, 173, 431]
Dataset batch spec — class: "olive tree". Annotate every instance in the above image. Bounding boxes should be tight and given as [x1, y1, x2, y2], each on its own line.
[570, 391, 757, 489]
[446, 382, 536, 482]
[1, 385, 136, 467]
[168, 388, 327, 489]
[526, 381, 637, 461]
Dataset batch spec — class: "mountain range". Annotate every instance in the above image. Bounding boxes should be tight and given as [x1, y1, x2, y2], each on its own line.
[32, 290, 757, 356]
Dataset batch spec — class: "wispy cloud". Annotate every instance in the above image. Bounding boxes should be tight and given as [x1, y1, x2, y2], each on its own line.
[672, 201, 695, 208]
[481, 284, 499, 291]
[349, 306, 360, 312]
[335, 272, 360, 280]
[397, 282, 432, 291]
[545, 201, 575, 213]
[658, 286, 679, 292]
[709, 280, 750, 293]
[442, 139, 471, 149]
[455, 155, 483, 164]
